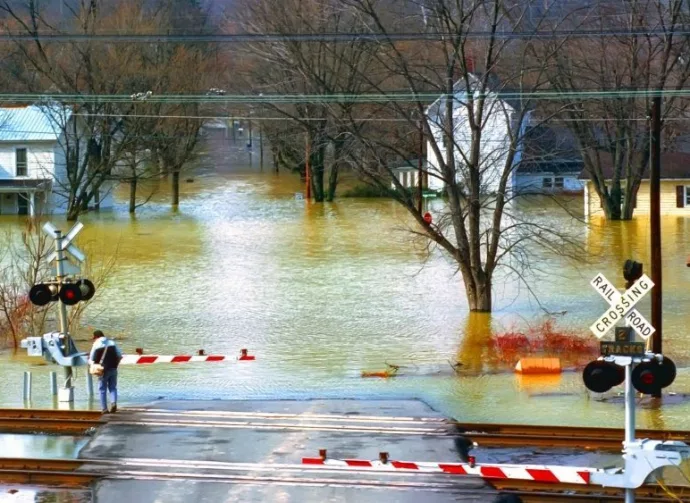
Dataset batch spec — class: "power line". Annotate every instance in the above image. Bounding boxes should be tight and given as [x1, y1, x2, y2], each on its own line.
[0, 28, 688, 42]
[1, 88, 690, 104]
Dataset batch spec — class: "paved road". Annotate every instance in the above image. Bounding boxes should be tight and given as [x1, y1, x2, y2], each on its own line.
[79, 399, 502, 502]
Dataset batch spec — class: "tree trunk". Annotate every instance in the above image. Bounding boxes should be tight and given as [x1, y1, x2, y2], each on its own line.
[94, 186, 101, 212]
[621, 188, 637, 220]
[66, 208, 79, 221]
[172, 170, 180, 207]
[129, 177, 137, 214]
[311, 147, 325, 202]
[463, 270, 492, 312]
[326, 163, 338, 201]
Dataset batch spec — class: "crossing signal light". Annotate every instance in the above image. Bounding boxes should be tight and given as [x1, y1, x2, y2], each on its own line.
[582, 360, 624, 393]
[29, 279, 96, 307]
[623, 260, 643, 288]
[59, 283, 81, 305]
[28, 284, 58, 306]
[631, 358, 676, 395]
[76, 279, 96, 301]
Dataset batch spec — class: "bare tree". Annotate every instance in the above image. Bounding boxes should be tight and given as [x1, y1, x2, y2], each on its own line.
[237, 0, 381, 201]
[543, 0, 690, 220]
[326, 0, 583, 311]
[0, 0, 162, 219]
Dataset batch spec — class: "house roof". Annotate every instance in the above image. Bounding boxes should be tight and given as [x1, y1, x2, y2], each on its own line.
[517, 125, 583, 174]
[0, 105, 72, 142]
[578, 151, 690, 180]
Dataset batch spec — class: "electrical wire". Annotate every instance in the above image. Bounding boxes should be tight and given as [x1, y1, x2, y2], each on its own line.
[2, 28, 690, 43]
[0, 88, 689, 103]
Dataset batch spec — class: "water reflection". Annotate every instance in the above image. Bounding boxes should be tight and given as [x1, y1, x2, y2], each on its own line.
[457, 312, 494, 374]
[0, 486, 91, 503]
[1, 168, 690, 427]
[0, 435, 87, 458]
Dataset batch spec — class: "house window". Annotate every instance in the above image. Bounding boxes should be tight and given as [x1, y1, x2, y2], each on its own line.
[686, 186, 690, 206]
[554, 177, 564, 189]
[15, 148, 27, 176]
[542, 177, 553, 189]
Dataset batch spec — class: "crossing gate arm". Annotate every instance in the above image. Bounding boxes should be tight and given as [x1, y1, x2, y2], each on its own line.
[301, 457, 593, 485]
[120, 353, 256, 365]
[303, 439, 690, 490]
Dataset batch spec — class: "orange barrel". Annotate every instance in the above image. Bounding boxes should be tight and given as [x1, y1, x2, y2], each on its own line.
[514, 357, 562, 374]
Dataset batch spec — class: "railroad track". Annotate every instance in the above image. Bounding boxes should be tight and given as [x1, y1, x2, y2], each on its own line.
[0, 408, 103, 434]
[1, 407, 690, 452]
[102, 408, 690, 450]
[0, 456, 685, 501]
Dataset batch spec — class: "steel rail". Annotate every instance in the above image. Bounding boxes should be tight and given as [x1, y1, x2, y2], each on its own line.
[1, 408, 689, 452]
[0, 408, 102, 421]
[0, 457, 684, 501]
[122, 408, 690, 445]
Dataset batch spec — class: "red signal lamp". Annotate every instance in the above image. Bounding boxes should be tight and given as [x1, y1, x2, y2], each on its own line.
[59, 283, 82, 306]
[632, 358, 676, 395]
[423, 212, 432, 224]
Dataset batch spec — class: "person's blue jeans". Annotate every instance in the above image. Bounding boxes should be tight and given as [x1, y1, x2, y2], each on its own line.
[98, 369, 118, 411]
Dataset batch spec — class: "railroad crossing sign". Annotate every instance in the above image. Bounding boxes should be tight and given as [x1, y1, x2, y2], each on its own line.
[44, 222, 85, 264]
[589, 272, 655, 340]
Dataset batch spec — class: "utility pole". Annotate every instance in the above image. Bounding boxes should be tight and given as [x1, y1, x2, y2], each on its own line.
[305, 132, 311, 200]
[417, 119, 424, 214]
[650, 95, 662, 366]
[259, 125, 264, 171]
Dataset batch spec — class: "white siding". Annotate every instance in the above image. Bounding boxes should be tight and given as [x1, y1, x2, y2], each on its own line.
[0, 143, 56, 179]
[49, 143, 70, 213]
[426, 93, 517, 195]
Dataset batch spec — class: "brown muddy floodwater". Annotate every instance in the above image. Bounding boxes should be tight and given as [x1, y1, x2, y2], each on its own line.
[1, 148, 690, 430]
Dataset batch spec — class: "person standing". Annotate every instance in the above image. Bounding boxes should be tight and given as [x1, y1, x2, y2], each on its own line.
[88, 330, 123, 414]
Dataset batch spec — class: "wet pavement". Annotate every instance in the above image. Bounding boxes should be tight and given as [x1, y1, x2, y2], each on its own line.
[4, 399, 679, 502]
[76, 399, 501, 502]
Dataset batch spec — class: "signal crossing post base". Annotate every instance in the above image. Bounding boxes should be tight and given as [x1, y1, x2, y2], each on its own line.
[57, 386, 74, 403]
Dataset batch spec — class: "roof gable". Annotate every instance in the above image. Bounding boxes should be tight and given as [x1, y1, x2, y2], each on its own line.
[426, 73, 527, 123]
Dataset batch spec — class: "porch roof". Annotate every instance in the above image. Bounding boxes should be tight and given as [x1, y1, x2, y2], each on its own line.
[0, 178, 51, 192]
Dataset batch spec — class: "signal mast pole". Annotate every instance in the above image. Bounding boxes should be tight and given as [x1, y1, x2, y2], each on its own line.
[53, 229, 73, 390]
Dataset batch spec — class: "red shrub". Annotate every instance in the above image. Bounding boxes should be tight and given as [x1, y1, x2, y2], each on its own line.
[490, 319, 598, 367]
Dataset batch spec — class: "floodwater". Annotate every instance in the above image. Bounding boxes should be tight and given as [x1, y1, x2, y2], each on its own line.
[2, 132, 690, 429]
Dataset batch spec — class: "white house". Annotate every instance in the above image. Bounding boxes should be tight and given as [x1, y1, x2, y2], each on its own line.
[424, 77, 584, 195]
[0, 104, 113, 216]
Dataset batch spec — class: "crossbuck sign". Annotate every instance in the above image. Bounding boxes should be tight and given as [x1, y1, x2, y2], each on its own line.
[589, 273, 655, 340]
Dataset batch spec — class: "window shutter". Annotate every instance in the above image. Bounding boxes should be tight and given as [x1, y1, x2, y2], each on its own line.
[677, 186, 685, 208]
